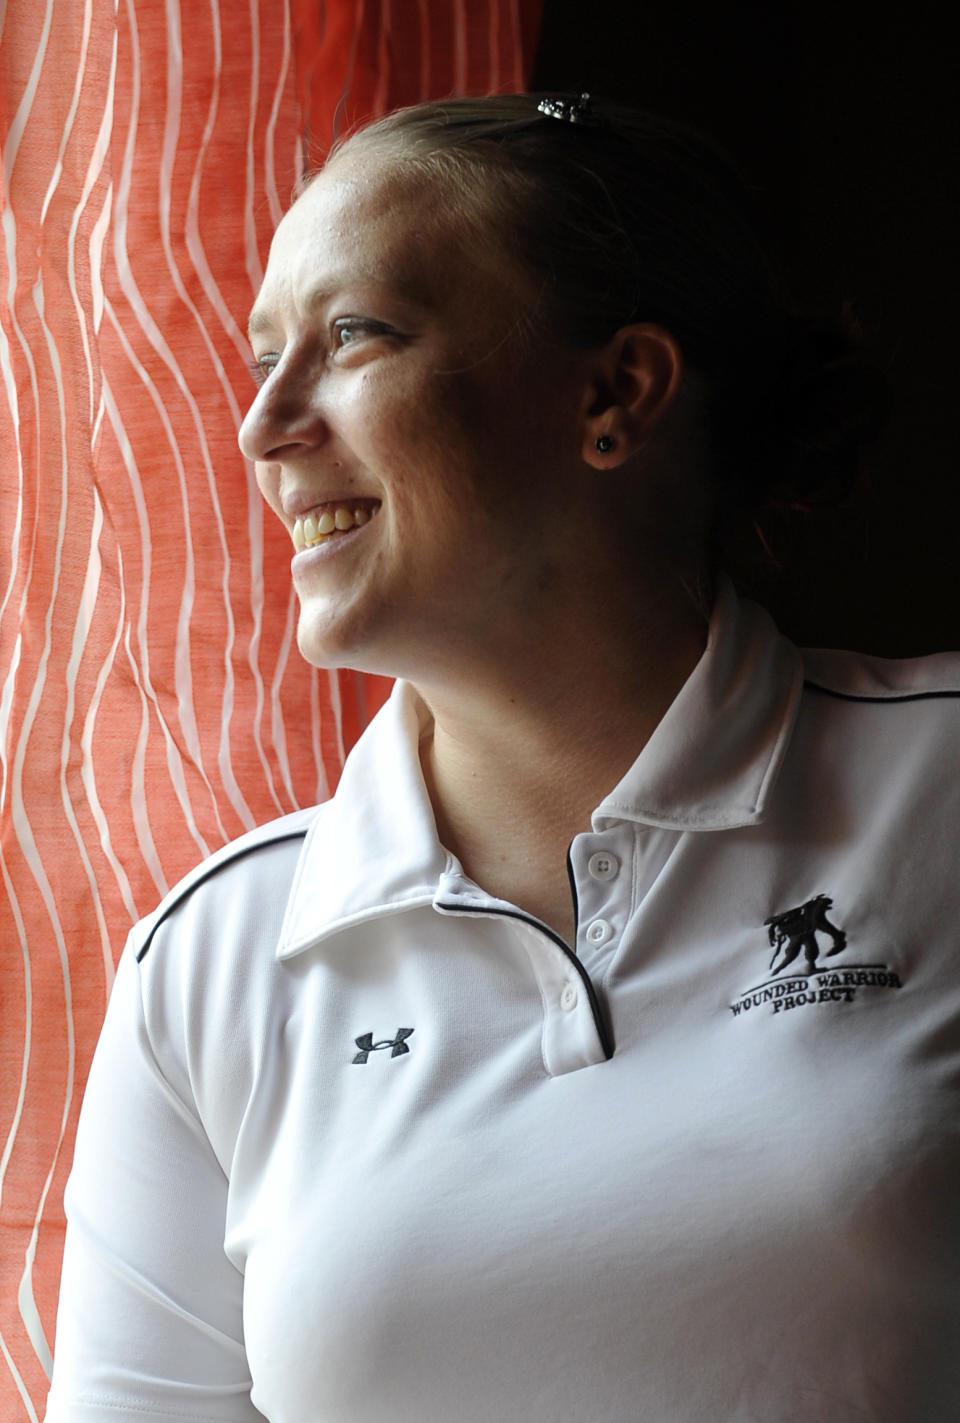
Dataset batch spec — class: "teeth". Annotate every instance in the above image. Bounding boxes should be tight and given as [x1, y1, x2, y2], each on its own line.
[292, 502, 379, 550]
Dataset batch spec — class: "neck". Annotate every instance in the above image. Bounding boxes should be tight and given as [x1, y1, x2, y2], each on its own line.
[414, 573, 712, 917]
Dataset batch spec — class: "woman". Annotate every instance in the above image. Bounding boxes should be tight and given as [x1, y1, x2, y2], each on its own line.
[47, 94, 960, 1422]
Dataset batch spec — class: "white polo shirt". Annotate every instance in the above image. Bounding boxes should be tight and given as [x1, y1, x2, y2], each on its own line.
[47, 581, 960, 1423]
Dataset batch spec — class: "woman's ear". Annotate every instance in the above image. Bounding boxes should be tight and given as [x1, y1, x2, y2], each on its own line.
[581, 324, 685, 468]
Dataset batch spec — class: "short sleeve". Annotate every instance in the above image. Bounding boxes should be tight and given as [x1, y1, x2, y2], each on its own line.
[45, 941, 263, 1422]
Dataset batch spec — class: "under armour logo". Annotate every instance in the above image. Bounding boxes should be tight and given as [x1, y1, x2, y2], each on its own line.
[765, 895, 847, 976]
[352, 1028, 414, 1064]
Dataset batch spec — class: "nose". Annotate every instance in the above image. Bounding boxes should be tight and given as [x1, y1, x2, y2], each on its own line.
[237, 361, 327, 463]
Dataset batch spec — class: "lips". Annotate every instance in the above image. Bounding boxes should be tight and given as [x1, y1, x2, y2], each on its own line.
[291, 499, 381, 551]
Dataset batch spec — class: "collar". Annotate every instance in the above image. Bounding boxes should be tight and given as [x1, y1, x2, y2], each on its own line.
[277, 577, 802, 958]
[593, 575, 803, 832]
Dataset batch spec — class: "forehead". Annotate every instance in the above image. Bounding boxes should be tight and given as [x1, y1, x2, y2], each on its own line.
[251, 150, 519, 332]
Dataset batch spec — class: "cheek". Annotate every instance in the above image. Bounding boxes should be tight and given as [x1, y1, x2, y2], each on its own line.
[349, 378, 469, 504]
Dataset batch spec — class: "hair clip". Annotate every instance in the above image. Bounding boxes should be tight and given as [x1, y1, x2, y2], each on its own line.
[536, 93, 594, 125]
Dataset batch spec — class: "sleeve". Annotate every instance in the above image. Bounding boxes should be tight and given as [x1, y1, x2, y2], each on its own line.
[44, 940, 264, 1423]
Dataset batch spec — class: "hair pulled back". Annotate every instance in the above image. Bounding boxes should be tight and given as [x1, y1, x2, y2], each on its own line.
[333, 93, 889, 520]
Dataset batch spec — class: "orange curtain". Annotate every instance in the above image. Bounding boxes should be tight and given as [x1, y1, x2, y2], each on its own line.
[0, 2, 541, 1416]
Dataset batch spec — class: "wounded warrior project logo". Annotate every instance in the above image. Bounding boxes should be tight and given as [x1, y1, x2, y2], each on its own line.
[730, 895, 902, 1018]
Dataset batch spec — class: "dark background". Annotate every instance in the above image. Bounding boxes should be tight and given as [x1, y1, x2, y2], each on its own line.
[533, 0, 958, 654]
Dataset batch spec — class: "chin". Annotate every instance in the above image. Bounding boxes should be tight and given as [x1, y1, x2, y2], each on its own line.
[296, 627, 357, 673]
[295, 608, 392, 678]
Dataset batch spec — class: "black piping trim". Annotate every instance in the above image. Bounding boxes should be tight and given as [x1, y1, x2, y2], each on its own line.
[135, 830, 308, 962]
[435, 900, 615, 1061]
[565, 846, 580, 940]
[805, 679, 960, 705]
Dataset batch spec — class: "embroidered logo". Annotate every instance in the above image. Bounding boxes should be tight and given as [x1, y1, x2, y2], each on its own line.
[352, 1028, 414, 1064]
[765, 894, 846, 975]
[730, 897, 902, 1018]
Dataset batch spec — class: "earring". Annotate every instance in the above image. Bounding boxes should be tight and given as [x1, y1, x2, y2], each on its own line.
[595, 434, 615, 454]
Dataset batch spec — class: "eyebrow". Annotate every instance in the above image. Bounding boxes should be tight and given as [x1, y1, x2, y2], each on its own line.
[247, 287, 346, 345]
[246, 273, 434, 345]
[247, 307, 277, 342]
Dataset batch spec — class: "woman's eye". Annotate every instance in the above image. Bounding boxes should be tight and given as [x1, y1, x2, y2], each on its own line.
[248, 354, 280, 387]
[332, 319, 389, 350]
[247, 324, 391, 385]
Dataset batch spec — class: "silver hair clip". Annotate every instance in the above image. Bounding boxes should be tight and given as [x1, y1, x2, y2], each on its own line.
[536, 93, 594, 125]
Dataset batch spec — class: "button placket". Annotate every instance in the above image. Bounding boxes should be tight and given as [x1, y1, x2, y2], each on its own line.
[570, 829, 631, 969]
[433, 869, 614, 1074]
[515, 927, 610, 1074]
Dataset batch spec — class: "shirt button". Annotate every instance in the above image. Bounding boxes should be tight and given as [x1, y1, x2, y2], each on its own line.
[585, 918, 613, 945]
[560, 983, 578, 1011]
[587, 851, 619, 881]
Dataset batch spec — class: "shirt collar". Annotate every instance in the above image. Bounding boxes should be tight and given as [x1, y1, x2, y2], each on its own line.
[278, 682, 447, 958]
[594, 576, 803, 832]
[277, 577, 802, 958]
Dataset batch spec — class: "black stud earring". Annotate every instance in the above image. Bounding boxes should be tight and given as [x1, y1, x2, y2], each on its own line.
[595, 434, 615, 454]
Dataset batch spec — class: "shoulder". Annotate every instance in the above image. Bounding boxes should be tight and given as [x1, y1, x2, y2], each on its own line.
[801, 644, 960, 706]
[789, 644, 960, 818]
[132, 806, 318, 964]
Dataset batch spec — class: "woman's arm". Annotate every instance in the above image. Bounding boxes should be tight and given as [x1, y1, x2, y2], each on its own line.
[45, 942, 262, 1423]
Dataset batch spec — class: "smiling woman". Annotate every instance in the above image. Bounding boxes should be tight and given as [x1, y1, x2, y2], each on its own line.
[45, 95, 960, 1423]
[238, 146, 649, 700]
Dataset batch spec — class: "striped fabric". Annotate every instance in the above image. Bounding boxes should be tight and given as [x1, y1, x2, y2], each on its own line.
[0, 2, 541, 1417]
